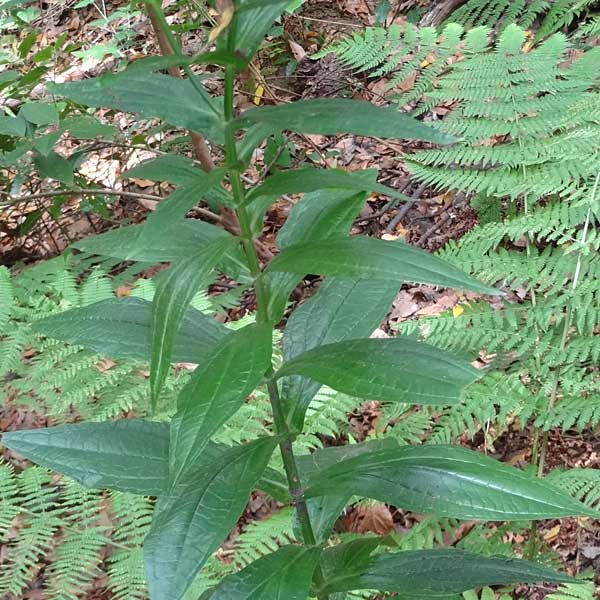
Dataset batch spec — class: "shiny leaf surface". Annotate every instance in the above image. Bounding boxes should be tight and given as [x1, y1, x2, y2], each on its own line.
[304, 443, 600, 520]
[268, 237, 500, 295]
[33, 297, 228, 363]
[144, 437, 278, 600]
[3, 420, 168, 495]
[276, 337, 480, 405]
[150, 238, 234, 406]
[169, 323, 272, 483]
[237, 98, 455, 143]
[207, 545, 321, 600]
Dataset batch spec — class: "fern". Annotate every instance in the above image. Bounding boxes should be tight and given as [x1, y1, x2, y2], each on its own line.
[106, 492, 155, 600]
[407, 27, 600, 199]
[546, 468, 600, 508]
[233, 507, 296, 568]
[546, 578, 597, 600]
[447, 0, 550, 29]
[316, 22, 471, 113]
[536, 0, 600, 40]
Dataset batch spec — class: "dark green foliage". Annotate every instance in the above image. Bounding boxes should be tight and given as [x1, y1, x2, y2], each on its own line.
[2, 5, 596, 600]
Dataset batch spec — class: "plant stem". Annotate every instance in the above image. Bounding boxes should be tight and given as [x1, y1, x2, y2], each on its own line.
[222, 37, 328, 597]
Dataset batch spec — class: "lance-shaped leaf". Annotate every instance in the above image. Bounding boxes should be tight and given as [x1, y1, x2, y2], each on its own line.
[206, 545, 321, 600]
[246, 168, 407, 204]
[169, 323, 272, 483]
[281, 278, 399, 428]
[124, 157, 233, 207]
[268, 237, 500, 295]
[220, 0, 289, 67]
[318, 543, 573, 597]
[2, 420, 169, 495]
[303, 443, 600, 520]
[276, 190, 368, 251]
[297, 440, 397, 543]
[72, 221, 248, 280]
[151, 238, 235, 407]
[276, 337, 480, 405]
[33, 297, 228, 363]
[49, 71, 223, 141]
[264, 188, 369, 323]
[237, 98, 455, 143]
[144, 437, 278, 600]
[138, 172, 227, 240]
[124, 154, 203, 186]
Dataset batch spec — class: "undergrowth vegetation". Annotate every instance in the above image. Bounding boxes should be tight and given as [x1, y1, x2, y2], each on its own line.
[2, 0, 600, 599]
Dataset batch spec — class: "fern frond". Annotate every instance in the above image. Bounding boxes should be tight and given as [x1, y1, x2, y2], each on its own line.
[232, 507, 296, 568]
[545, 578, 597, 600]
[536, 0, 600, 40]
[0, 265, 13, 329]
[547, 468, 600, 509]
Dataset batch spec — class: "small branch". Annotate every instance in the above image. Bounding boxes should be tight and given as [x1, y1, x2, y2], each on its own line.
[145, 0, 215, 172]
[3, 189, 222, 223]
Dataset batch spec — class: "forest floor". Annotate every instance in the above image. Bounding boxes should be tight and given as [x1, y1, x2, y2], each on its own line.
[2, 0, 600, 598]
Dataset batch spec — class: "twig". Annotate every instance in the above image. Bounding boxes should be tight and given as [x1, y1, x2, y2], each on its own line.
[3, 189, 222, 223]
[417, 209, 453, 247]
[293, 14, 363, 28]
[385, 181, 429, 233]
[145, 1, 215, 172]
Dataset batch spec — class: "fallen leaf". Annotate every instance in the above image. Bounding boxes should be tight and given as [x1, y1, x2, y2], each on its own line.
[345, 502, 395, 535]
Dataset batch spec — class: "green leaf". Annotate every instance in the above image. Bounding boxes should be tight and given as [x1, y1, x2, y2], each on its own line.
[0, 115, 26, 136]
[151, 238, 235, 407]
[124, 154, 207, 186]
[208, 545, 321, 600]
[33, 131, 60, 155]
[246, 168, 407, 204]
[276, 336, 480, 405]
[2, 419, 169, 495]
[276, 191, 367, 251]
[72, 221, 227, 262]
[319, 545, 573, 597]
[72, 221, 249, 280]
[144, 437, 278, 600]
[34, 150, 74, 185]
[237, 99, 455, 143]
[60, 114, 117, 138]
[19, 101, 59, 126]
[50, 70, 223, 142]
[268, 237, 500, 295]
[264, 188, 369, 323]
[297, 440, 396, 544]
[32, 297, 228, 363]
[224, 0, 289, 66]
[281, 278, 399, 429]
[140, 172, 226, 236]
[169, 323, 272, 483]
[303, 442, 600, 520]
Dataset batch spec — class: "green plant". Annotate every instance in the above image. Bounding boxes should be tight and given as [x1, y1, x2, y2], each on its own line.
[446, 0, 600, 38]
[3, 4, 598, 600]
[314, 21, 469, 114]
[405, 26, 600, 196]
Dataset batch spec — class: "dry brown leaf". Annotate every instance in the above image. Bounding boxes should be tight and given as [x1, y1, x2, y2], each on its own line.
[345, 503, 395, 535]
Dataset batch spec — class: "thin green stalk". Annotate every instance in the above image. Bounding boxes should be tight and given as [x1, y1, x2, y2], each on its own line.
[222, 29, 327, 597]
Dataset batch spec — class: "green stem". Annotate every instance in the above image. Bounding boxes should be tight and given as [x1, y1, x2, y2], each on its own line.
[222, 36, 327, 598]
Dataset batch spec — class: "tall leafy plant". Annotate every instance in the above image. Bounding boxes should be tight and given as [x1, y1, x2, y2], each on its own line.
[3, 3, 599, 599]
